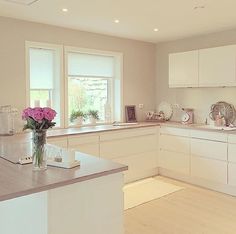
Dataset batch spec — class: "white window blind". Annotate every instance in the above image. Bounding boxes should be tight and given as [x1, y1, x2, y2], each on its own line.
[68, 52, 114, 78]
[29, 48, 54, 89]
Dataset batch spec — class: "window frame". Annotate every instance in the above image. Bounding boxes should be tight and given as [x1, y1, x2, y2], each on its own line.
[64, 46, 123, 128]
[25, 42, 123, 128]
[25, 41, 64, 127]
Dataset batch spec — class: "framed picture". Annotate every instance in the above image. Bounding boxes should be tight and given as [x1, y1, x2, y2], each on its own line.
[125, 105, 137, 122]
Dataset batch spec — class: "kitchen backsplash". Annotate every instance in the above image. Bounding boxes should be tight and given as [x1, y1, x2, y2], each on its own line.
[157, 87, 236, 124]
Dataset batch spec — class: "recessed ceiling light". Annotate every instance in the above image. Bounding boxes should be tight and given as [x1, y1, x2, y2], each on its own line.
[154, 28, 159, 32]
[114, 19, 120, 23]
[193, 5, 205, 10]
[62, 8, 68, 12]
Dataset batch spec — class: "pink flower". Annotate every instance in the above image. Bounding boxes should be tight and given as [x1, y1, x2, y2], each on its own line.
[43, 107, 57, 121]
[31, 108, 44, 122]
[22, 107, 33, 120]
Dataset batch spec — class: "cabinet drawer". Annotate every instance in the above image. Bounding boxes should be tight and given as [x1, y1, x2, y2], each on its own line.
[47, 137, 68, 148]
[100, 134, 157, 159]
[191, 156, 227, 184]
[228, 163, 236, 186]
[72, 144, 99, 157]
[159, 150, 190, 175]
[190, 130, 227, 142]
[228, 134, 236, 144]
[160, 127, 190, 137]
[100, 127, 158, 142]
[68, 135, 99, 147]
[160, 134, 189, 154]
[191, 138, 227, 161]
[228, 144, 236, 163]
[113, 151, 157, 172]
[113, 151, 158, 183]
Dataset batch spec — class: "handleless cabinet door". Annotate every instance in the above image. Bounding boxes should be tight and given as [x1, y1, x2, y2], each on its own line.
[191, 156, 227, 184]
[199, 45, 236, 87]
[68, 135, 100, 157]
[191, 138, 227, 161]
[47, 137, 68, 148]
[169, 50, 199, 88]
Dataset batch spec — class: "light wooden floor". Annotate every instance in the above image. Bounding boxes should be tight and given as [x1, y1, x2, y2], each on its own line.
[124, 176, 236, 234]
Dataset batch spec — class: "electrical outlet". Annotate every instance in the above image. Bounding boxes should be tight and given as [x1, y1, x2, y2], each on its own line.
[138, 104, 144, 109]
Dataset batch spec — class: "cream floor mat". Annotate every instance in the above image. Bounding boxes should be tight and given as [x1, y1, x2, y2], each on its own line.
[124, 177, 184, 210]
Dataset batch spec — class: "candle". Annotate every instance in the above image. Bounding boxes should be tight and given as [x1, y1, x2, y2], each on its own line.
[34, 100, 40, 107]
[46, 99, 51, 107]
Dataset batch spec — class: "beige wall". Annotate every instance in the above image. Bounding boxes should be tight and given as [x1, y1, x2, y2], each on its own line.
[156, 29, 236, 123]
[0, 16, 156, 122]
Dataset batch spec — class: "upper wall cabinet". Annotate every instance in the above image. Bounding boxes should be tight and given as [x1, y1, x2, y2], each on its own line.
[199, 45, 236, 87]
[169, 50, 199, 88]
[169, 45, 236, 88]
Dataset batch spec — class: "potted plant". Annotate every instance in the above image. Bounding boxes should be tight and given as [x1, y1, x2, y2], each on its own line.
[70, 110, 86, 125]
[87, 110, 99, 124]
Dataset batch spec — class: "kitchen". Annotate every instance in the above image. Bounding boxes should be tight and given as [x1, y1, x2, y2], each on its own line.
[1, 1, 236, 234]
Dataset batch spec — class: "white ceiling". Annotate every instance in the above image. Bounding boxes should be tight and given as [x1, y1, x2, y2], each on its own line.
[0, 0, 236, 43]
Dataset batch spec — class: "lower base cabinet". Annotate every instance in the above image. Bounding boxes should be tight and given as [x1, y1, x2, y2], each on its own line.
[113, 151, 158, 183]
[159, 150, 190, 175]
[228, 163, 236, 186]
[191, 156, 227, 184]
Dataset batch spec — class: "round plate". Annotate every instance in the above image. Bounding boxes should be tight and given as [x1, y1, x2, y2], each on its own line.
[158, 102, 173, 120]
[181, 112, 190, 122]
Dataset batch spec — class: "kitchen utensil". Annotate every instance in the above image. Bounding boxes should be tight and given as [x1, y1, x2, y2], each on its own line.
[158, 102, 173, 120]
[209, 101, 236, 125]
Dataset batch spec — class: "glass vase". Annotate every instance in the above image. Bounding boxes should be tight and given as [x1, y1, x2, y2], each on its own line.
[32, 129, 47, 171]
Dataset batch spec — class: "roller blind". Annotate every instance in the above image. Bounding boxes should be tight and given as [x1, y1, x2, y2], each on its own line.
[29, 48, 54, 89]
[68, 52, 114, 78]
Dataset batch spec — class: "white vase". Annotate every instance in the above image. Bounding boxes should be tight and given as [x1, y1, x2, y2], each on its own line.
[74, 117, 83, 125]
[89, 117, 97, 125]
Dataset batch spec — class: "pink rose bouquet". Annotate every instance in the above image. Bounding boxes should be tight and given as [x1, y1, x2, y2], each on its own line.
[22, 107, 57, 130]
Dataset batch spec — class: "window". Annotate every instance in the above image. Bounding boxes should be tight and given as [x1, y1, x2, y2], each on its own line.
[65, 47, 123, 126]
[26, 42, 63, 127]
[26, 42, 123, 128]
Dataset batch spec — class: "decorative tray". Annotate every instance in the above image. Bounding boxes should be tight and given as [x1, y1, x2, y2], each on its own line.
[47, 160, 80, 169]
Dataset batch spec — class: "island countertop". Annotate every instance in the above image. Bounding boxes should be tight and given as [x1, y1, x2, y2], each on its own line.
[0, 152, 127, 202]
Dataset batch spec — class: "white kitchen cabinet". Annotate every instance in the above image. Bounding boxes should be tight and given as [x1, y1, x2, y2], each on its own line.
[191, 138, 227, 161]
[67, 134, 100, 157]
[228, 163, 236, 186]
[190, 131, 228, 184]
[169, 50, 199, 88]
[159, 150, 190, 175]
[113, 151, 157, 183]
[227, 143, 236, 163]
[159, 127, 190, 175]
[190, 129, 227, 142]
[160, 126, 190, 137]
[191, 156, 227, 184]
[160, 134, 189, 154]
[47, 137, 68, 148]
[100, 127, 159, 183]
[100, 133, 157, 160]
[199, 45, 236, 87]
[227, 142, 236, 186]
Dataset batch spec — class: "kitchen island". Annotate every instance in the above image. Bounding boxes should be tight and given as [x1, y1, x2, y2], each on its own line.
[0, 152, 127, 234]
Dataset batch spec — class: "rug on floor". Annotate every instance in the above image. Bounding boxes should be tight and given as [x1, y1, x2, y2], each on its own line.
[123, 177, 184, 210]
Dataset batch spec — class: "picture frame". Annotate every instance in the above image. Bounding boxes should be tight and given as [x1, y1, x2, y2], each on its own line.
[125, 105, 137, 122]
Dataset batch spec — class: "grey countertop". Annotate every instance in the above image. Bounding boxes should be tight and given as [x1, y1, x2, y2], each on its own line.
[0, 120, 235, 202]
[0, 152, 127, 202]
